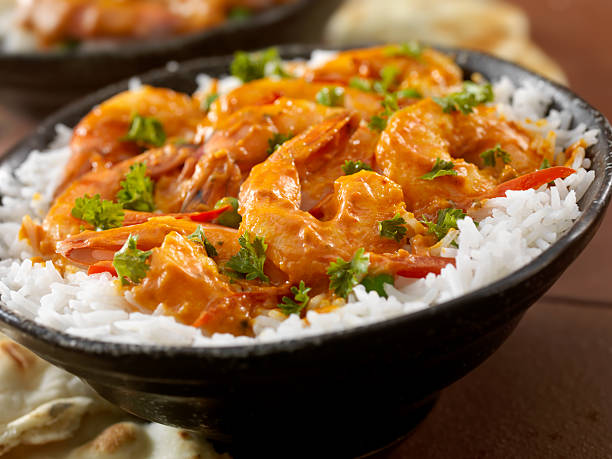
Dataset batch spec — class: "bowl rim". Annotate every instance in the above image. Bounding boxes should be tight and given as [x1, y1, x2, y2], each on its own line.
[0, 0, 312, 60]
[0, 45, 611, 359]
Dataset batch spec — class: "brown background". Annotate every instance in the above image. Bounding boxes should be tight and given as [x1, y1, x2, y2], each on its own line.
[0, 0, 611, 457]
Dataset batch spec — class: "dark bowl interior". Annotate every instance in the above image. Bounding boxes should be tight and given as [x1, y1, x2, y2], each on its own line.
[0, 0, 342, 116]
[0, 46, 611, 458]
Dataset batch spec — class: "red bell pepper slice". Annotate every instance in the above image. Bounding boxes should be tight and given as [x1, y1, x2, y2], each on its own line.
[189, 205, 232, 222]
[121, 205, 233, 226]
[87, 261, 117, 277]
[487, 166, 575, 199]
[370, 252, 455, 279]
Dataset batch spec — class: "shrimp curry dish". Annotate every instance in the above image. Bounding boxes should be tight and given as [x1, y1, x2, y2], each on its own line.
[15, 0, 291, 49]
[19, 45, 580, 337]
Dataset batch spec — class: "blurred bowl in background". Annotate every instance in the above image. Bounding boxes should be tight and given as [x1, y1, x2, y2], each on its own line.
[0, 0, 342, 116]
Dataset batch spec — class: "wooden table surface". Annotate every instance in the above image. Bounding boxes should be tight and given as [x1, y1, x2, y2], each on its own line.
[0, 1, 611, 457]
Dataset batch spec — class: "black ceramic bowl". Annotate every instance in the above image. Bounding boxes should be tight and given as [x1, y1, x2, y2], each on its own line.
[0, 46, 611, 458]
[0, 0, 341, 116]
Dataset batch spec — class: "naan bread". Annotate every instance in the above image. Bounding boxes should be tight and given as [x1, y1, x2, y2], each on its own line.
[0, 337, 114, 455]
[65, 422, 229, 459]
[0, 336, 228, 458]
[325, 0, 567, 84]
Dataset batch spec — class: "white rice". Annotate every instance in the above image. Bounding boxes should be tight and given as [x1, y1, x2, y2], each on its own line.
[0, 56, 598, 346]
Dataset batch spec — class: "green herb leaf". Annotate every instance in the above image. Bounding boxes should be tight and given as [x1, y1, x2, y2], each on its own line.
[267, 132, 294, 155]
[230, 47, 290, 82]
[372, 66, 400, 94]
[367, 90, 409, 132]
[225, 232, 269, 282]
[480, 144, 512, 167]
[202, 93, 219, 112]
[368, 114, 388, 132]
[278, 281, 311, 316]
[540, 158, 551, 169]
[113, 234, 152, 286]
[420, 157, 458, 180]
[396, 88, 422, 99]
[381, 92, 400, 113]
[384, 41, 423, 58]
[214, 197, 242, 228]
[327, 248, 370, 299]
[360, 273, 394, 298]
[342, 160, 373, 175]
[116, 163, 155, 212]
[71, 194, 124, 230]
[187, 225, 218, 258]
[315, 86, 345, 107]
[378, 213, 407, 242]
[123, 114, 166, 147]
[228, 6, 252, 20]
[349, 77, 373, 92]
[420, 207, 467, 240]
[433, 81, 494, 114]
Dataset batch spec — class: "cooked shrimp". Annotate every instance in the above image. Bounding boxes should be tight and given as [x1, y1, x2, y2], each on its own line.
[130, 231, 291, 336]
[58, 85, 204, 194]
[179, 98, 352, 211]
[239, 118, 450, 290]
[40, 144, 194, 255]
[375, 98, 557, 216]
[57, 216, 239, 265]
[207, 78, 383, 124]
[205, 97, 346, 172]
[305, 45, 463, 97]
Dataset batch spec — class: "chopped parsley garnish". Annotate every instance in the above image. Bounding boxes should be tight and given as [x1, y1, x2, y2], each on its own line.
[396, 88, 422, 99]
[71, 194, 124, 230]
[315, 86, 345, 107]
[327, 248, 370, 299]
[373, 66, 400, 94]
[480, 144, 512, 167]
[202, 93, 219, 112]
[278, 281, 311, 316]
[342, 160, 373, 175]
[116, 163, 155, 212]
[368, 92, 400, 132]
[384, 41, 423, 58]
[267, 132, 294, 155]
[349, 77, 373, 92]
[225, 232, 269, 283]
[228, 6, 252, 20]
[214, 197, 242, 228]
[113, 234, 152, 286]
[378, 213, 407, 242]
[368, 114, 388, 131]
[433, 81, 494, 114]
[420, 207, 467, 240]
[360, 273, 394, 298]
[420, 157, 458, 180]
[187, 225, 218, 258]
[123, 114, 166, 147]
[540, 158, 551, 169]
[230, 47, 290, 82]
